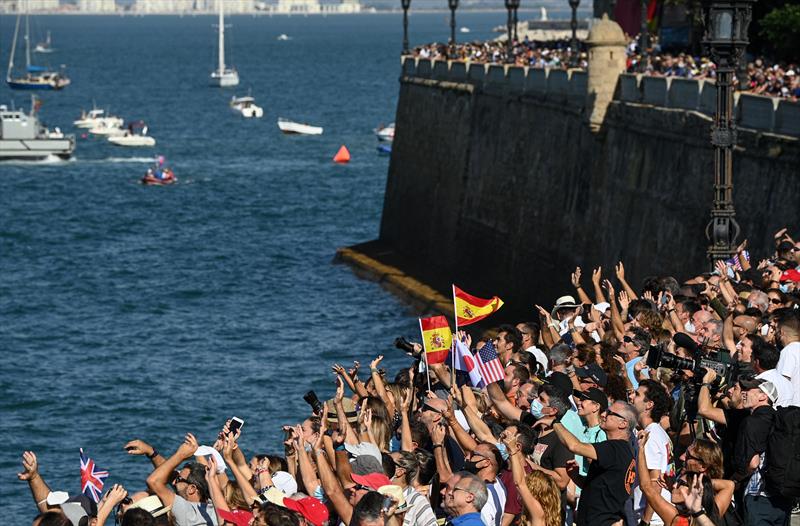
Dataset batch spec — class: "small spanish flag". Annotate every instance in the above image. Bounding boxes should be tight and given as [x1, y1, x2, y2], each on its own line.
[453, 285, 504, 326]
[419, 315, 452, 365]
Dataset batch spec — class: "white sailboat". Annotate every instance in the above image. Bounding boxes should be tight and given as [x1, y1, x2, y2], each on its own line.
[6, 13, 69, 90]
[210, 0, 238, 87]
[34, 31, 55, 53]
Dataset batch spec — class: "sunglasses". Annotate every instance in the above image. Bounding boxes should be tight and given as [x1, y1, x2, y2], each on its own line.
[684, 449, 703, 463]
[623, 335, 633, 343]
[769, 298, 782, 305]
[172, 476, 188, 486]
[604, 409, 626, 420]
[421, 403, 443, 414]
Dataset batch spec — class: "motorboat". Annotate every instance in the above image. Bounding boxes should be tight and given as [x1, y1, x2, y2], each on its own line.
[460, 27, 471, 33]
[376, 144, 392, 156]
[6, 13, 70, 90]
[374, 122, 395, 142]
[89, 120, 125, 137]
[277, 118, 323, 135]
[108, 121, 156, 147]
[209, 0, 239, 87]
[74, 106, 124, 129]
[142, 167, 176, 186]
[1, 96, 75, 160]
[230, 96, 263, 118]
[34, 31, 55, 53]
[277, 34, 291, 41]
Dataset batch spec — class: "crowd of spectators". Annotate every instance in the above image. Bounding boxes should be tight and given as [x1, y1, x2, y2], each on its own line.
[407, 35, 799, 99]
[17, 228, 800, 526]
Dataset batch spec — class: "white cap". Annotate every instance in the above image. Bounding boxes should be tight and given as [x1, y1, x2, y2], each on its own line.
[46, 491, 70, 506]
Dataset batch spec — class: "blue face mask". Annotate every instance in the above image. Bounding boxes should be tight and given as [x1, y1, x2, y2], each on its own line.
[495, 443, 510, 461]
[779, 284, 790, 294]
[530, 398, 545, 419]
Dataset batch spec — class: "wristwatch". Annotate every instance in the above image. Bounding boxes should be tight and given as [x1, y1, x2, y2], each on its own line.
[690, 510, 706, 518]
[147, 449, 159, 459]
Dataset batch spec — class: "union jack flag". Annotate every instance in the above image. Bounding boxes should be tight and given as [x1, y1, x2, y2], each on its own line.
[476, 340, 505, 385]
[80, 448, 108, 503]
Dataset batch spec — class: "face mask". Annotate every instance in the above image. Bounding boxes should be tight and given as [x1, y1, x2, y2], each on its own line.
[495, 443, 509, 461]
[530, 398, 545, 419]
[779, 284, 789, 293]
[684, 321, 695, 333]
[760, 324, 770, 336]
[463, 460, 480, 474]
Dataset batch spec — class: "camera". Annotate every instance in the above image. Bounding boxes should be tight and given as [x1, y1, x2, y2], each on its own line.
[394, 337, 420, 357]
[646, 333, 738, 388]
[303, 390, 323, 414]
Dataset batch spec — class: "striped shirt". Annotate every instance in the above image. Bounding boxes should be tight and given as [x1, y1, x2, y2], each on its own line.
[402, 486, 438, 526]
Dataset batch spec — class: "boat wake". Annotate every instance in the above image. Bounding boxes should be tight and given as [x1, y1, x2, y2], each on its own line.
[88, 156, 156, 164]
[3, 155, 75, 165]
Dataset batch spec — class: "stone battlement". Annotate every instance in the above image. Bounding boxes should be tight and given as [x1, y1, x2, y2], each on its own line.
[400, 57, 800, 138]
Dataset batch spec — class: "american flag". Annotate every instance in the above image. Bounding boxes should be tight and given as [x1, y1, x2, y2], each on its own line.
[476, 340, 505, 385]
[80, 448, 108, 503]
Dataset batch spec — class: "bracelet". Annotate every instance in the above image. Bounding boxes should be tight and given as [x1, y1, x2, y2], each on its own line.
[257, 485, 275, 495]
[147, 449, 159, 459]
[690, 510, 706, 518]
[667, 309, 676, 313]
[432, 443, 443, 449]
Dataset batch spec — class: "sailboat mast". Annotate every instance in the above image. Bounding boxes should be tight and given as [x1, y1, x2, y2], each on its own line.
[25, 14, 31, 69]
[218, 0, 225, 74]
[7, 14, 21, 80]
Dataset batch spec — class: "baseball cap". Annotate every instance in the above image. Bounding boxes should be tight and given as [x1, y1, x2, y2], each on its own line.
[351, 455, 384, 475]
[779, 269, 800, 283]
[344, 441, 383, 463]
[272, 471, 298, 496]
[575, 363, 608, 387]
[61, 495, 97, 526]
[739, 377, 779, 404]
[217, 508, 253, 526]
[283, 496, 330, 526]
[351, 472, 392, 490]
[573, 387, 609, 412]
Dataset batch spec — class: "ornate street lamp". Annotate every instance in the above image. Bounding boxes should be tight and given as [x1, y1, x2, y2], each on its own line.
[512, 1, 520, 42]
[505, 0, 520, 62]
[401, 0, 411, 54]
[639, 0, 648, 71]
[702, 0, 754, 264]
[448, 0, 459, 54]
[569, 0, 580, 67]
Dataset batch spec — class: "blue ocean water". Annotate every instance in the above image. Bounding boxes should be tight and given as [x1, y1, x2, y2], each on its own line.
[0, 11, 519, 519]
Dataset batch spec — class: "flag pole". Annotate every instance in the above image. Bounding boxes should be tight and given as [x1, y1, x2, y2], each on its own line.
[451, 284, 458, 390]
[419, 318, 432, 392]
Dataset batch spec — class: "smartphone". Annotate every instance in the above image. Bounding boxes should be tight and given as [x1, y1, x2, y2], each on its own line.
[229, 417, 244, 435]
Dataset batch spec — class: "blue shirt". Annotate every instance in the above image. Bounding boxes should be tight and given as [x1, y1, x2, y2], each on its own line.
[626, 357, 643, 389]
[448, 512, 485, 526]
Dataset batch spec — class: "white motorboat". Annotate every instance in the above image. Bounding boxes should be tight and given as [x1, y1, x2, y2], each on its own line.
[1, 96, 74, 160]
[34, 31, 55, 53]
[277, 34, 291, 41]
[460, 27, 471, 33]
[73, 107, 124, 129]
[89, 120, 125, 137]
[231, 96, 263, 118]
[107, 122, 156, 147]
[277, 118, 323, 135]
[210, 0, 239, 87]
[374, 122, 395, 142]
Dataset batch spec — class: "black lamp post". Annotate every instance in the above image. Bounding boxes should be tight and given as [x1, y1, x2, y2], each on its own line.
[448, 0, 458, 55]
[569, 0, 580, 67]
[702, 0, 754, 264]
[504, 0, 520, 62]
[512, 1, 519, 42]
[639, 0, 648, 71]
[401, 0, 411, 54]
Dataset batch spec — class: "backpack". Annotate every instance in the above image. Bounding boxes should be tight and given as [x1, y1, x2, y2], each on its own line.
[763, 405, 800, 498]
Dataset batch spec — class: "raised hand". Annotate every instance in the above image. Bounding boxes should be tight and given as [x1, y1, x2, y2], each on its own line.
[571, 267, 582, 289]
[17, 451, 39, 481]
[534, 304, 551, 320]
[637, 430, 650, 447]
[348, 361, 360, 378]
[177, 433, 199, 459]
[334, 376, 344, 404]
[715, 260, 729, 279]
[221, 435, 236, 460]
[401, 386, 414, 412]
[332, 363, 347, 376]
[591, 266, 602, 285]
[603, 279, 615, 297]
[565, 459, 580, 479]
[370, 355, 384, 370]
[615, 261, 626, 282]
[736, 239, 748, 253]
[124, 439, 154, 457]
[499, 429, 518, 450]
[643, 290, 655, 302]
[679, 473, 705, 514]
[618, 290, 630, 311]
[430, 423, 446, 445]
[101, 484, 128, 507]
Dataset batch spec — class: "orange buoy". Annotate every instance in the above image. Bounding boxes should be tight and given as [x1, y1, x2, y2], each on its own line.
[333, 145, 351, 163]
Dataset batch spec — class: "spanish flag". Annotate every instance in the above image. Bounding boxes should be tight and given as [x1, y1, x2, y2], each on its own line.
[418, 315, 452, 365]
[453, 285, 504, 326]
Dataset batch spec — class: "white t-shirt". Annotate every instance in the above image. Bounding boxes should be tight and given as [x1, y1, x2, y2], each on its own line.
[757, 368, 794, 408]
[776, 341, 800, 407]
[634, 422, 675, 526]
[480, 478, 507, 526]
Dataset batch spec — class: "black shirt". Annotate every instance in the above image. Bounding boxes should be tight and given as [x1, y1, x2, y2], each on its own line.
[721, 407, 749, 479]
[732, 405, 775, 484]
[575, 439, 636, 526]
[533, 430, 573, 517]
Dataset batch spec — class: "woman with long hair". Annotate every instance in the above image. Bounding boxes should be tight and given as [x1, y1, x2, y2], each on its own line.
[501, 431, 561, 526]
[637, 431, 734, 525]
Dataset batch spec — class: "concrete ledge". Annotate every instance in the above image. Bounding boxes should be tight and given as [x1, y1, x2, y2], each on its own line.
[739, 94, 779, 131]
[432, 60, 450, 81]
[569, 70, 587, 105]
[775, 99, 800, 137]
[467, 63, 487, 86]
[700, 82, 717, 115]
[508, 66, 526, 95]
[547, 69, 569, 102]
[450, 61, 468, 82]
[416, 59, 433, 79]
[619, 74, 641, 102]
[401, 57, 417, 77]
[335, 245, 452, 316]
[642, 76, 670, 106]
[527, 68, 548, 95]
[668, 78, 701, 111]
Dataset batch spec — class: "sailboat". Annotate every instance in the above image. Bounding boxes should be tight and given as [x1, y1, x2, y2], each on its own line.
[209, 0, 238, 87]
[6, 14, 69, 90]
[34, 31, 55, 53]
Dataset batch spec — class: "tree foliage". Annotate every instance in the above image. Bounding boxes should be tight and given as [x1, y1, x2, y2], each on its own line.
[758, 4, 800, 62]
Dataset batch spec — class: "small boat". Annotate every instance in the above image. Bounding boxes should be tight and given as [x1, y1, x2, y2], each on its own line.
[1, 96, 75, 160]
[89, 120, 125, 137]
[34, 31, 55, 53]
[210, 0, 239, 87]
[277, 34, 291, 41]
[74, 106, 123, 129]
[230, 95, 263, 118]
[460, 27, 471, 33]
[108, 121, 156, 147]
[142, 157, 176, 185]
[376, 144, 392, 156]
[277, 118, 323, 135]
[6, 13, 70, 90]
[374, 122, 395, 142]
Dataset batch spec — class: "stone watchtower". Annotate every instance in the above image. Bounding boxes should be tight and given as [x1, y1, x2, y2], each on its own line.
[586, 14, 627, 130]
